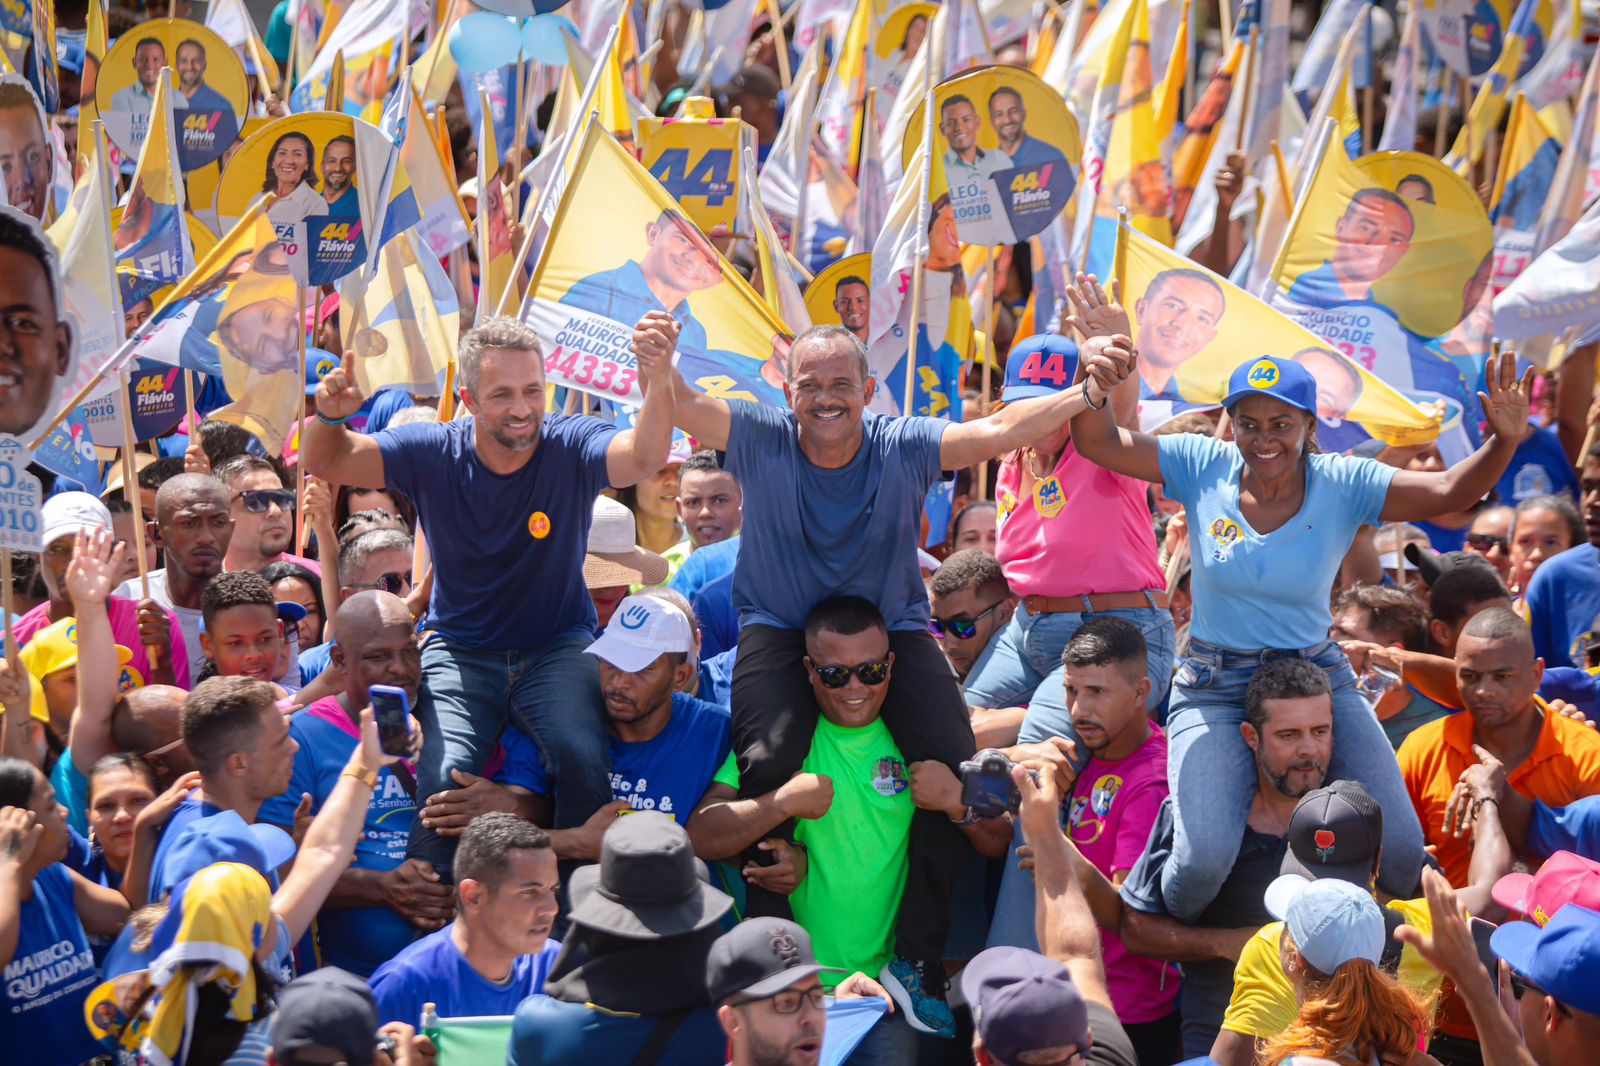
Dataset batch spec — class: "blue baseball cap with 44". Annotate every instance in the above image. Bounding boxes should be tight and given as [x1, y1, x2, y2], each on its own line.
[1491, 902, 1600, 1014]
[1222, 356, 1318, 416]
[1002, 334, 1080, 402]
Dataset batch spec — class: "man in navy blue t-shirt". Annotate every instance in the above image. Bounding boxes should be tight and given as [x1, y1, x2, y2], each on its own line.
[661, 315, 1131, 1035]
[370, 813, 561, 1026]
[302, 315, 676, 877]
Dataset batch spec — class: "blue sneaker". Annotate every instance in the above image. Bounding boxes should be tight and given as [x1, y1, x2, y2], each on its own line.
[880, 954, 955, 1038]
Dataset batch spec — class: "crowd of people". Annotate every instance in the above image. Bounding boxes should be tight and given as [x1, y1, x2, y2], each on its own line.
[8, 1, 1600, 1065]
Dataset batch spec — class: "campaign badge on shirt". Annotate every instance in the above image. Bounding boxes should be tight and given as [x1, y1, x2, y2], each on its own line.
[1033, 475, 1066, 519]
[1089, 774, 1122, 816]
[997, 489, 1018, 528]
[871, 756, 908, 797]
[1208, 517, 1243, 562]
[528, 511, 551, 539]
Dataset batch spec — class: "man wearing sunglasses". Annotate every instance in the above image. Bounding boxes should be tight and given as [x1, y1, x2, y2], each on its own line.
[295, 529, 417, 696]
[662, 317, 1136, 1037]
[302, 316, 675, 886]
[216, 455, 321, 578]
[689, 597, 1010, 1057]
[929, 550, 1016, 686]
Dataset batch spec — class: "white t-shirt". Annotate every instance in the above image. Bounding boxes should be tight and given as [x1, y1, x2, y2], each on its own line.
[116, 570, 205, 681]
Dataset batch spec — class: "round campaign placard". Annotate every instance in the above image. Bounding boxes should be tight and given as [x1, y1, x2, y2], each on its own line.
[803, 254, 873, 348]
[217, 112, 371, 286]
[901, 65, 1080, 246]
[0, 206, 79, 444]
[97, 20, 248, 172]
[1355, 150, 1493, 339]
[1465, 0, 1555, 77]
[0, 74, 52, 222]
[875, 3, 935, 61]
[186, 115, 271, 225]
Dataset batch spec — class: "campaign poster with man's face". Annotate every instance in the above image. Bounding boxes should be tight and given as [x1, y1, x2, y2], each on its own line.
[901, 65, 1080, 247]
[522, 123, 791, 409]
[0, 205, 79, 441]
[97, 19, 247, 171]
[803, 254, 874, 348]
[217, 113, 373, 288]
[0, 75, 51, 222]
[1272, 147, 1492, 395]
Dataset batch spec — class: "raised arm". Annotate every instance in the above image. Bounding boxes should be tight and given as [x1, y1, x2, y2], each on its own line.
[302, 352, 388, 489]
[65, 528, 122, 777]
[1013, 765, 1112, 1011]
[640, 308, 735, 450]
[1380, 352, 1533, 522]
[1061, 273, 1142, 432]
[686, 772, 833, 861]
[272, 707, 396, 942]
[607, 312, 678, 487]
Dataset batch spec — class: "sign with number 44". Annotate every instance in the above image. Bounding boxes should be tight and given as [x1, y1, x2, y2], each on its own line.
[0, 438, 43, 553]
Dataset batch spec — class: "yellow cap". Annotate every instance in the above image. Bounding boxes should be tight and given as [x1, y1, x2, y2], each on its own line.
[19, 617, 136, 722]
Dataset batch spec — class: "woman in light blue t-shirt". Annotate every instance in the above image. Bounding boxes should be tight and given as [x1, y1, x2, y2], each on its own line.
[1071, 306, 1533, 920]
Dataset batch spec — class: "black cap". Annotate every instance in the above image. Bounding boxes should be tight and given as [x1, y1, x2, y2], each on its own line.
[706, 919, 843, 1004]
[1281, 780, 1384, 885]
[270, 968, 379, 1066]
[1403, 544, 1490, 588]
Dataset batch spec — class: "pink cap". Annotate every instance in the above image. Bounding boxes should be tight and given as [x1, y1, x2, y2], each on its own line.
[1492, 852, 1600, 926]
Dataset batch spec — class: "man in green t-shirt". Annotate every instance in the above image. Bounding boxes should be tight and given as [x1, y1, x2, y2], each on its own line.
[688, 597, 1008, 1017]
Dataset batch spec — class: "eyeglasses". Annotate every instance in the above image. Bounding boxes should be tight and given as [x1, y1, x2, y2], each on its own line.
[1508, 971, 1571, 1016]
[1466, 532, 1508, 553]
[808, 658, 891, 689]
[346, 571, 412, 595]
[235, 489, 296, 514]
[929, 601, 1006, 640]
[742, 987, 827, 1013]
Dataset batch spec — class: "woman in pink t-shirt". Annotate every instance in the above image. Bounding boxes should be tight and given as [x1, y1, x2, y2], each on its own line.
[964, 319, 1174, 750]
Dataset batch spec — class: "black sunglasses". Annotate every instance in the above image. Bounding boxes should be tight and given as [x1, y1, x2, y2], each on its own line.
[808, 658, 891, 689]
[929, 601, 1006, 640]
[347, 571, 412, 595]
[1508, 971, 1572, 1015]
[1466, 532, 1507, 553]
[235, 489, 296, 514]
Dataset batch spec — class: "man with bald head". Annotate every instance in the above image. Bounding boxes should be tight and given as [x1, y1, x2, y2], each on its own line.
[1399, 607, 1600, 888]
[111, 686, 196, 787]
[116, 473, 234, 681]
[663, 319, 1135, 1034]
[261, 590, 453, 976]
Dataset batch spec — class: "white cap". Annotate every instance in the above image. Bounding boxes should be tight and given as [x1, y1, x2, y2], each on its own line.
[41, 492, 113, 548]
[586, 594, 693, 671]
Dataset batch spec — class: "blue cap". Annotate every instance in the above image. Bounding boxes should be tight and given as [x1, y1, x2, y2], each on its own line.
[1491, 903, 1600, 1014]
[1265, 876, 1384, 975]
[959, 947, 1089, 1062]
[1002, 334, 1080, 402]
[1221, 356, 1318, 415]
[157, 810, 297, 897]
[1539, 668, 1600, 722]
[305, 348, 339, 396]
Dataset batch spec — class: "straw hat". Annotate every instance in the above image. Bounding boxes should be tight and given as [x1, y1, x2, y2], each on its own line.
[584, 497, 669, 589]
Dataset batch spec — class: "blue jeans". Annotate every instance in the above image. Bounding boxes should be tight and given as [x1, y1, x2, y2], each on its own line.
[843, 1010, 921, 1065]
[1159, 638, 1425, 921]
[965, 601, 1175, 735]
[405, 634, 609, 876]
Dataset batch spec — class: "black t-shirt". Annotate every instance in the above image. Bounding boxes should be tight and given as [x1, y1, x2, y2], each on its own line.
[1085, 1001, 1140, 1066]
[1119, 796, 1288, 1059]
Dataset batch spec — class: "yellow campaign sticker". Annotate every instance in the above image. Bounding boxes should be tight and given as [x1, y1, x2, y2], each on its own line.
[528, 511, 551, 539]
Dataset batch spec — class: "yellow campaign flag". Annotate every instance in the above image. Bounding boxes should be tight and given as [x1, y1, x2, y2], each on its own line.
[636, 99, 755, 235]
[1332, 66, 1364, 156]
[521, 117, 791, 408]
[1098, 0, 1172, 249]
[1155, 0, 1190, 139]
[1264, 126, 1490, 441]
[1446, 26, 1527, 170]
[563, 25, 639, 146]
[1489, 94, 1562, 288]
[113, 68, 195, 303]
[79, 0, 107, 132]
[46, 122, 116, 405]
[340, 228, 460, 394]
[813, 0, 874, 169]
[474, 86, 516, 323]
[1169, 38, 1243, 230]
[1121, 220, 1436, 441]
[139, 203, 305, 454]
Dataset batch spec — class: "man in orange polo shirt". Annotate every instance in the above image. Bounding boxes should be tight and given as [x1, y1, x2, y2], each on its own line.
[1398, 606, 1600, 1065]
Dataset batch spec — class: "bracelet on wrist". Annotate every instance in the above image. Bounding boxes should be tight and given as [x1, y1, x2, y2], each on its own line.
[316, 410, 354, 426]
[1082, 379, 1107, 411]
[1471, 796, 1500, 812]
[341, 763, 379, 789]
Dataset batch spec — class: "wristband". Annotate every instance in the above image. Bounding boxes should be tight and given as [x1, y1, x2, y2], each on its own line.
[1082, 379, 1107, 411]
[316, 410, 354, 426]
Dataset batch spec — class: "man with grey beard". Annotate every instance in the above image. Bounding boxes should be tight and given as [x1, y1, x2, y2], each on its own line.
[1110, 658, 1337, 1058]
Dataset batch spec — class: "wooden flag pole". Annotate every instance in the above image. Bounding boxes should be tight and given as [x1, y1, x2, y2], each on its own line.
[116, 376, 159, 674]
[2, 551, 14, 689]
[1235, 27, 1258, 154]
[902, 253, 926, 417]
[978, 243, 999, 500]
[295, 287, 309, 552]
[767, 0, 791, 92]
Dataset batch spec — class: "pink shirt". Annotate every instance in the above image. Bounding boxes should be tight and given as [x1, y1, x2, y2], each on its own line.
[1066, 725, 1180, 1023]
[995, 443, 1164, 600]
[12, 595, 193, 690]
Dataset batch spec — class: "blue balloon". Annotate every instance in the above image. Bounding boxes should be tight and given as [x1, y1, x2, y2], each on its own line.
[449, 12, 523, 73]
[521, 15, 578, 66]
[474, 0, 567, 17]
